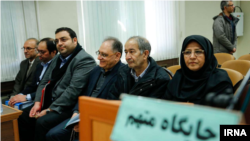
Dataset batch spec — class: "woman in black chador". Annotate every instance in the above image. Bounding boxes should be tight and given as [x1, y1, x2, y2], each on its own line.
[166, 35, 233, 105]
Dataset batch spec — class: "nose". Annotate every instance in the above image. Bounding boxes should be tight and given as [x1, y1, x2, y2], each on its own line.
[190, 52, 196, 59]
[37, 52, 41, 57]
[97, 54, 102, 60]
[126, 53, 131, 60]
[24, 49, 28, 53]
[57, 40, 63, 46]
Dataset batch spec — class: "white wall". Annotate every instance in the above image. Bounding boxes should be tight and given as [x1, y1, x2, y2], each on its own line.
[37, 1, 249, 59]
[185, 1, 221, 42]
[37, 1, 79, 39]
[184, 1, 247, 59]
[236, 1, 250, 59]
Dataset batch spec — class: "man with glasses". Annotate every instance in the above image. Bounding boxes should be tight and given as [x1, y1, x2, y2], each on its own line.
[18, 27, 96, 141]
[108, 36, 170, 100]
[213, 0, 239, 54]
[9, 38, 41, 98]
[46, 37, 124, 141]
[8, 38, 57, 107]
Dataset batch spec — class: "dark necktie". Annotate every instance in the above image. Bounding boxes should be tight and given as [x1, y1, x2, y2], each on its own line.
[26, 62, 32, 78]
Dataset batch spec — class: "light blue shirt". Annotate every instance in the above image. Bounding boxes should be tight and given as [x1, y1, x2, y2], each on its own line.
[39, 60, 52, 81]
[130, 61, 150, 82]
[60, 54, 72, 68]
[20, 60, 52, 101]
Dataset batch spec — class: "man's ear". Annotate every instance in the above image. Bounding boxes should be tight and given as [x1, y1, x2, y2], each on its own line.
[73, 37, 77, 45]
[52, 50, 57, 56]
[143, 50, 149, 59]
[115, 52, 122, 60]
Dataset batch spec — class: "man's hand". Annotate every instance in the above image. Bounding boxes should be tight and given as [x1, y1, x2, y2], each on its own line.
[71, 112, 78, 118]
[230, 48, 236, 54]
[72, 112, 79, 132]
[29, 102, 41, 118]
[36, 109, 47, 119]
[73, 124, 79, 132]
[8, 95, 27, 107]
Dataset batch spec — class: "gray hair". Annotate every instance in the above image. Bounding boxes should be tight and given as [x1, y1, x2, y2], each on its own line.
[26, 38, 39, 47]
[103, 37, 123, 57]
[127, 36, 151, 56]
[220, 0, 232, 11]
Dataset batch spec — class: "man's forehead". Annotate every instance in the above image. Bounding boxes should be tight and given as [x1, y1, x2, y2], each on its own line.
[100, 42, 113, 51]
[55, 31, 70, 39]
[24, 40, 36, 47]
[38, 42, 47, 50]
[125, 43, 139, 50]
[227, 1, 233, 5]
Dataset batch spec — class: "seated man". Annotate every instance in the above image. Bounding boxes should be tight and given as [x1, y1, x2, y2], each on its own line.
[18, 27, 96, 141]
[8, 38, 58, 107]
[46, 37, 124, 141]
[108, 36, 171, 100]
[10, 38, 40, 97]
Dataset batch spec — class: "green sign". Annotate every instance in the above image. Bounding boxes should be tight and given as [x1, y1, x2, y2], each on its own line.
[111, 94, 242, 141]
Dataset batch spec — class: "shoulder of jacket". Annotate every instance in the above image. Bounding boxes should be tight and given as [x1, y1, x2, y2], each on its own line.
[118, 65, 129, 73]
[155, 66, 171, 79]
[21, 59, 29, 64]
[214, 15, 224, 21]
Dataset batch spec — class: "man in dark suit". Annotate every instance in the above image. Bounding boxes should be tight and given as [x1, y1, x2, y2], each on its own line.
[108, 36, 170, 100]
[10, 38, 40, 97]
[46, 37, 124, 141]
[8, 38, 58, 107]
[18, 27, 96, 141]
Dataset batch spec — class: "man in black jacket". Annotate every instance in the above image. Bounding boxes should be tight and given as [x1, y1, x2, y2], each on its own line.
[46, 37, 124, 141]
[108, 36, 170, 100]
[8, 38, 57, 107]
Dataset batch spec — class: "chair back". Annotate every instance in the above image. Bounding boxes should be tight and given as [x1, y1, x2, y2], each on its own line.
[167, 65, 181, 75]
[214, 53, 235, 67]
[220, 68, 243, 86]
[221, 60, 250, 76]
[220, 68, 244, 93]
[163, 68, 173, 79]
[238, 54, 250, 61]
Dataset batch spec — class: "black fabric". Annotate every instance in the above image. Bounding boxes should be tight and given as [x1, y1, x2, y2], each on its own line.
[224, 15, 236, 44]
[21, 63, 43, 100]
[42, 44, 82, 110]
[91, 72, 106, 97]
[18, 105, 72, 141]
[166, 35, 233, 104]
[46, 118, 72, 141]
[108, 57, 170, 100]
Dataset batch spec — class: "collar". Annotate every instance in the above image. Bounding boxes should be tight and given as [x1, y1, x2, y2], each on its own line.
[101, 66, 115, 76]
[60, 54, 72, 62]
[29, 58, 35, 65]
[41, 60, 52, 67]
[130, 60, 150, 80]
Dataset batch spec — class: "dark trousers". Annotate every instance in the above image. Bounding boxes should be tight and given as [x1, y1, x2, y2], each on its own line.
[18, 105, 72, 141]
[46, 118, 72, 141]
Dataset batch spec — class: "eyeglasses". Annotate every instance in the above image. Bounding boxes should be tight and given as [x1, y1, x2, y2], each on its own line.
[227, 4, 234, 7]
[96, 51, 115, 58]
[21, 47, 36, 51]
[38, 50, 47, 55]
[182, 50, 204, 57]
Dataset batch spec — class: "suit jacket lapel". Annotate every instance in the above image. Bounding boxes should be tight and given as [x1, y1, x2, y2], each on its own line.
[87, 68, 102, 96]
[25, 57, 40, 81]
[22, 59, 30, 83]
[96, 61, 122, 97]
[97, 71, 116, 97]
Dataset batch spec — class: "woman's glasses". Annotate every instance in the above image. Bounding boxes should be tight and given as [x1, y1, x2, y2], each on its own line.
[182, 50, 204, 57]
